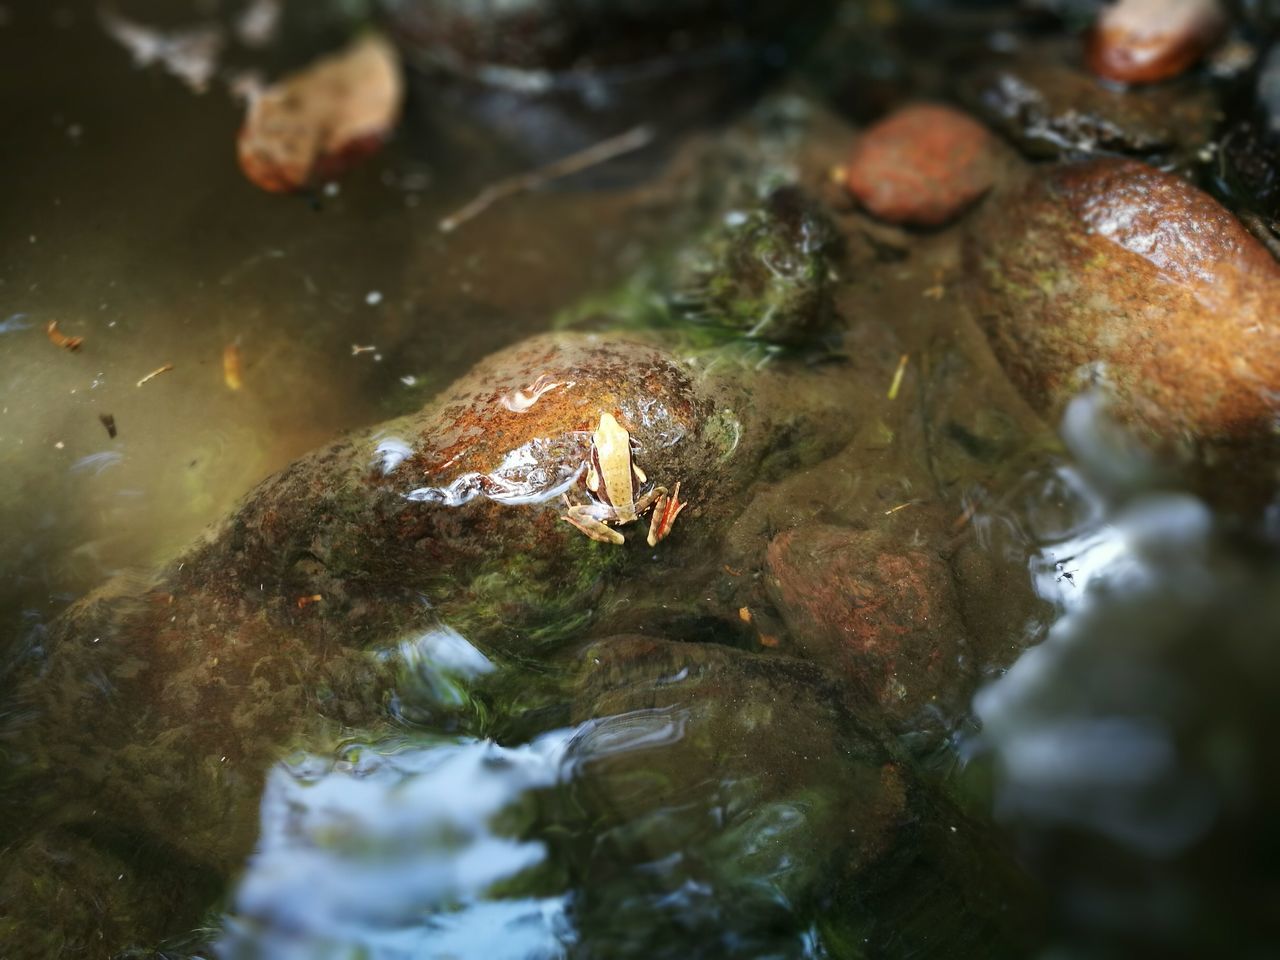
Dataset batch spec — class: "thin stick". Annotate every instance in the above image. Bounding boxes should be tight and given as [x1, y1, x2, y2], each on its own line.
[136, 363, 174, 387]
[439, 125, 655, 233]
[887, 353, 909, 400]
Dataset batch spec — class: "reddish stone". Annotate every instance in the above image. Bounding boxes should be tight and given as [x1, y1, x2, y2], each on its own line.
[1086, 0, 1225, 85]
[843, 103, 998, 227]
[764, 524, 974, 730]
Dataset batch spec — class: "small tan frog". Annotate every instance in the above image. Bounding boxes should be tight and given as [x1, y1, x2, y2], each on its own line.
[561, 411, 687, 546]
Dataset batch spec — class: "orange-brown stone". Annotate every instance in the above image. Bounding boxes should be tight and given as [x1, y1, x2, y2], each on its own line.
[844, 103, 998, 227]
[1086, 0, 1225, 85]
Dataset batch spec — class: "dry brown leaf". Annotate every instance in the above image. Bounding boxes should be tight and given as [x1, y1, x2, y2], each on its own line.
[223, 342, 243, 391]
[46, 320, 83, 351]
[237, 33, 402, 193]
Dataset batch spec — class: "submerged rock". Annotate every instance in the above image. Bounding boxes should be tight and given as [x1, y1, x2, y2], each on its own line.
[967, 57, 1218, 161]
[382, 0, 835, 157]
[1086, 0, 1226, 85]
[667, 186, 839, 345]
[843, 102, 1000, 227]
[965, 157, 1280, 466]
[567, 636, 1041, 958]
[0, 326, 867, 954]
[764, 524, 974, 735]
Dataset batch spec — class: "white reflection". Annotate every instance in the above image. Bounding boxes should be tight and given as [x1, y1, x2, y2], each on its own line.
[220, 732, 575, 958]
[566, 707, 690, 768]
[70, 450, 123, 476]
[389, 625, 496, 714]
[975, 409, 1220, 857]
[372, 437, 413, 475]
[405, 439, 585, 507]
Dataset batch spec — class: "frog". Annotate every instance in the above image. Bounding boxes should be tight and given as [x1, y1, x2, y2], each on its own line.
[561, 411, 687, 546]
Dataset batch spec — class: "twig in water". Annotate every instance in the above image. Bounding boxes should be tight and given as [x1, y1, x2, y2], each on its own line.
[136, 363, 174, 387]
[887, 353, 909, 400]
[439, 125, 655, 233]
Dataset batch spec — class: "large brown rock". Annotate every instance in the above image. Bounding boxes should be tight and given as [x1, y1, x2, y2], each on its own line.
[965, 157, 1280, 464]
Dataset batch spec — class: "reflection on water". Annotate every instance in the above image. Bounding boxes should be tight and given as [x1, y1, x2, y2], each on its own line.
[966, 401, 1280, 951]
[219, 733, 574, 959]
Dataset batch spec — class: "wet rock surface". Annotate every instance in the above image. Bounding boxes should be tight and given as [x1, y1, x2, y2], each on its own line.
[566, 636, 1040, 958]
[383, 0, 836, 156]
[0, 312, 876, 954]
[765, 524, 974, 734]
[1085, 0, 1225, 85]
[965, 157, 1280, 466]
[966, 57, 1218, 162]
[843, 102, 1000, 226]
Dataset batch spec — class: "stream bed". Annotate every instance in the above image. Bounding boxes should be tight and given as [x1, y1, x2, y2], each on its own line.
[2, 1, 1279, 958]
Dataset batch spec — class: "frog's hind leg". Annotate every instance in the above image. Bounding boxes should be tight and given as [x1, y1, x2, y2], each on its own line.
[563, 503, 625, 545]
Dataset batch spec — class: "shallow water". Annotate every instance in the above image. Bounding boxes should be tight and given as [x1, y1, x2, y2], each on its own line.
[3, 2, 1280, 959]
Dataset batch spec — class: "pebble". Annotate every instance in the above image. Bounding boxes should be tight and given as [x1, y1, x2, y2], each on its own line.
[1086, 0, 1226, 85]
[843, 103, 999, 227]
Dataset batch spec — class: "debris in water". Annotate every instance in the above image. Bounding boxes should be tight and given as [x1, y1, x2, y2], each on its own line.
[439, 125, 654, 233]
[738, 606, 752, 623]
[758, 633, 780, 648]
[296, 594, 323, 609]
[351, 344, 377, 356]
[136, 363, 174, 387]
[46, 320, 83, 351]
[235, 0, 281, 48]
[223, 342, 243, 391]
[237, 34, 403, 193]
[99, 413, 117, 438]
[99, 7, 223, 94]
[887, 353, 909, 400]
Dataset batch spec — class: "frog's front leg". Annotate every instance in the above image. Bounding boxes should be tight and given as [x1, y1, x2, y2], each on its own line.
[562, 500, 625, 545]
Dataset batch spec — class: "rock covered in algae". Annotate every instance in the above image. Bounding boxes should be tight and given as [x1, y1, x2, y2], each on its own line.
[0, 334, 706, 949]
[565, 635, 1040, 959]
[0, 326, 867, 955]
[764, 523, 974, 734]
[666, 186, 838, 345]
[965, 157, 1280, 463]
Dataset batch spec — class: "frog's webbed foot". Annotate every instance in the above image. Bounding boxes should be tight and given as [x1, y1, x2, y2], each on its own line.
[646, 482, 688, 547]
[563, 503, 625, 545]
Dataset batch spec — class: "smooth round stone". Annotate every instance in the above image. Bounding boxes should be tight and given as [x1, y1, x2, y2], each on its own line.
[843, 103, 999, 227]
[764, 523, 974, 732]
[1086, 0, 1226, 85]
[965, 157, 1280, 461]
